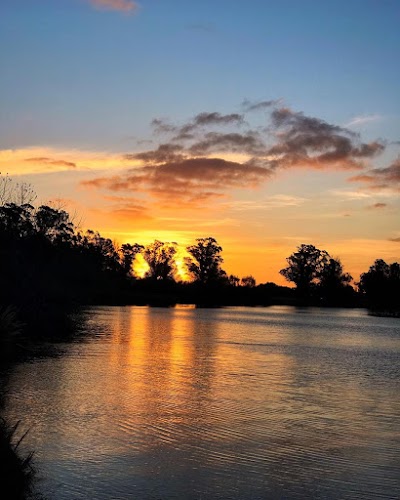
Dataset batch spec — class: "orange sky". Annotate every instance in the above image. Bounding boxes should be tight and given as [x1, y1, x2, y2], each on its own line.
[2, 132, 399, 286]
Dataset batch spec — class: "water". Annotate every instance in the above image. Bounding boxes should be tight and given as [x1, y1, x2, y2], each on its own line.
[3, 306, 400, 499]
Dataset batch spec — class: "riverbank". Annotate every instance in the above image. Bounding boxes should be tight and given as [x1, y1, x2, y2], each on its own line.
[0, 305, 68, 500]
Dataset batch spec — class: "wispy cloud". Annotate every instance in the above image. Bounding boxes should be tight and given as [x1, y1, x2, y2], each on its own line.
[241, 99, 280, 112]
[367, 202, 387, 210]
[329, 189, 372, 200]
[0, 147, 140, 175]
[348, 157, 400, 192]
[24, 157, 76, 169]
[227, 195, 306, 211]
[89, 0, 139, 13]
[344, 114, 382, 128]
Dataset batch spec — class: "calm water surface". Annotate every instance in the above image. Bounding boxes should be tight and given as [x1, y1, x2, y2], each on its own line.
[4, 306, 400, 499]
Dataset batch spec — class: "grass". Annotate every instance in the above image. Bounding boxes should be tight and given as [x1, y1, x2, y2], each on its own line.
[0, 306, 44, 499]
[0, 418, 42, 499]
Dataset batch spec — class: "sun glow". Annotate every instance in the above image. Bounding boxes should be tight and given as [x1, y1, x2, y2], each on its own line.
[131, 247, 193, 282]
[132, 253, 149, 278]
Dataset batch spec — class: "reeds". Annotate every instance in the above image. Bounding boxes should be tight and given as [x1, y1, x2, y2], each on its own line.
[0, 418, 41, 499]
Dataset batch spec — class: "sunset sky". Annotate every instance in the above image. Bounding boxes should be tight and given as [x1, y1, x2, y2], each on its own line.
[1, 0, 399, 284]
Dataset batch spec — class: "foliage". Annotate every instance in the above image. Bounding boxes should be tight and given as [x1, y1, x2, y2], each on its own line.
[0, 418, 40, 500]
[359, 259, 400, 311]
[186, 237, 225, 284]
[0, 184, 393, 311]
[280, 244, 329, 294]
[280, 245, 356, 304]
[35, 205, 74, 242]
[143, 240, 177, 280]
[228, 275, 240, 287]
[241, 275, 256, 287]
[120, 243, 144, 276]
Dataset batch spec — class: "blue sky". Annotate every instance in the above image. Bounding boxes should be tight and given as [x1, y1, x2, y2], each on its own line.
[1, 0, 399, 150]
[1, 0, 399, 282]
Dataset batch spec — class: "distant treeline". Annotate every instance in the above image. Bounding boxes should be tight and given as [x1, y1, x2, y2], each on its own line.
[0, 183, 399, 339]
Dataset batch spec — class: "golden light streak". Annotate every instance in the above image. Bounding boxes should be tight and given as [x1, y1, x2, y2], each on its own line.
[0, 147, 141, 176]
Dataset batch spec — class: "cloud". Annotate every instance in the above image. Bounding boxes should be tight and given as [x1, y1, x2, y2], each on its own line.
[349, 157, 400, 191]
[367, 202, 387, 209]
[189, 131, 265, 156]
[329, 189, 372, 200]
[81, 103, 386, 207]
[107, 197, 152, 220]
[241, 99, 280, 112]
[0, 147, 141, 176]
[389, 237, 400, 242]
[153, 112, 246, 141]
[227, 195, 306, 211]
[24, 157, 76, 169]
[89, 0, 138, 13]
[83, 157, 271, 206]
[344, 114, 382, 128]
[267, 107, 384, 171]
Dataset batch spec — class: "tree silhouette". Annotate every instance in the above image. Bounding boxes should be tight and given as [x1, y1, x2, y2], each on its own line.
[280, 244, 329, 296]
[186, 237, 225, 284]
[35, 205, 74, 243]
[0, 173, 36, 205]
[120, 243, 144, 276]
[241, 275, 256, 287]
[0, 203, 35, 239]
[228, 274, 240, 287]
[359, 259, 400, 311]
[143, 240, 177, 280]
[319, 257, 353, 304]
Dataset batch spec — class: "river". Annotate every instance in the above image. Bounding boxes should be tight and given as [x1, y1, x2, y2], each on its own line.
[3, 306, 400, 499]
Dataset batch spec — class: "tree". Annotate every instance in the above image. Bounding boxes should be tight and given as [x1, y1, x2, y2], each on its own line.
[280, 244, 329, 296]
[120, 243, 144, 276]
[0, 173, 36, 205]
[318, 257, 353, 304]
[359, 259, 400, 311]
[78, 230, 121, 274]
[241, 275, 256, 287]
[186, 237, 225, 284]
[228, 274, 240, 287]
[319, 257, 352, 288]
[143, 240, 177, 280]
[34, 205, 75, 243]
[0, 203, 35, 239]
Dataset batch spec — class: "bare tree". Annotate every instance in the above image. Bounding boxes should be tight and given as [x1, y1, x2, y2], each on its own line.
[0, 173, 36, 206]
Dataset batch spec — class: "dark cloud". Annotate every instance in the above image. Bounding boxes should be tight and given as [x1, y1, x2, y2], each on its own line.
[126, 143, 184, 164]
[83, 157, 271, 206]
[192, 112, 244, 127]
[349, 157, 400, 191]
[189, 131, 265, 156]
[151, 112, 245, 141]
[242, 99, 279, 112]
[82, 103, 387, 206]
[24, 157, 76, 168]
[389, 237, 400, 242]
[151, 118, 176, 134]
[267, 108, 384, 170]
